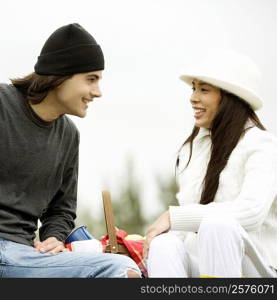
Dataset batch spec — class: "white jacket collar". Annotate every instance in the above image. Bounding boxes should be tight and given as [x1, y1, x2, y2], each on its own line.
[195, 119, 255, 141]
[195, 127, 211, 141]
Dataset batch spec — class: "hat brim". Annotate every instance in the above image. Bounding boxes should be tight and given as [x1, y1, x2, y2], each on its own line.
[179, 74, 263, 111]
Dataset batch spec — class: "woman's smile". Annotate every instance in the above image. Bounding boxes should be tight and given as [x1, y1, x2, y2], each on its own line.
[193, 106, 206, 119]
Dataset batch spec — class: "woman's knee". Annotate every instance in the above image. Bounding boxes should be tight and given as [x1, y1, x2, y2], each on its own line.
[151, 232, 178, 246]
[199, 214, 240, 236]
[149, 232, 184, 254]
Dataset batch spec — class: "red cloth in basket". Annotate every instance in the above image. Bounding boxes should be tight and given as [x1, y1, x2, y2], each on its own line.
[101, 229, 148, 278]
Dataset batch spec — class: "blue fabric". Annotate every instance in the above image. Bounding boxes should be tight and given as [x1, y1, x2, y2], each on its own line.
[0, 238, 140, 278]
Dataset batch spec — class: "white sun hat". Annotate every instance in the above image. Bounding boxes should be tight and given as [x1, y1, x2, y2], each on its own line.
[179, 49, 263, 110]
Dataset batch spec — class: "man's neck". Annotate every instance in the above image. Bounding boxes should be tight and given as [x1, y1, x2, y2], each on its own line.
[28, 93, 62, 121]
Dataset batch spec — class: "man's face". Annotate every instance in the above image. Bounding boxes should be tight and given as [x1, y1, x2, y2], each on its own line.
[52, 71, 102, 118]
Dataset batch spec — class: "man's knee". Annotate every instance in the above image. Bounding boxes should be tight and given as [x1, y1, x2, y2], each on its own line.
[127, 269, 141, 278]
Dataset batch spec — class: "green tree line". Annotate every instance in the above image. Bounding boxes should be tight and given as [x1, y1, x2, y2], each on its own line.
[75, 158, 179, 240]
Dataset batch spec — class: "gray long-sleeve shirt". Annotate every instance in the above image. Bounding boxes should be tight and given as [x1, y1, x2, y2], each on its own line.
[0, 83, 79, 246]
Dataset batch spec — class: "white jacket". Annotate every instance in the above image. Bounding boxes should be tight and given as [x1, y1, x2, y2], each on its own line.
[169, 123, 277, 268]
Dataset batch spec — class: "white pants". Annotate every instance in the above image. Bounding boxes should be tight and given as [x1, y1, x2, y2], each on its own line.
[147, 216, 276, 278]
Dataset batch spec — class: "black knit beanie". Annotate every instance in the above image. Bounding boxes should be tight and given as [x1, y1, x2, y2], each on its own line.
[34, 23, 104, 75]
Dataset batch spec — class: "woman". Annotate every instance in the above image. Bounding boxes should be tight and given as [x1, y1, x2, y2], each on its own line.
[143, 50, 277, 278]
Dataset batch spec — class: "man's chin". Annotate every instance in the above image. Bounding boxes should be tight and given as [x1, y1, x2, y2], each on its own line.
[67, 111, 87, 118]
[79, 113, 87, 118]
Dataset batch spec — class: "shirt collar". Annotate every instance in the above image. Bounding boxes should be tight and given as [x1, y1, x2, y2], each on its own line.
[195, 119, 255, 141]
[195, 127, 211, 140]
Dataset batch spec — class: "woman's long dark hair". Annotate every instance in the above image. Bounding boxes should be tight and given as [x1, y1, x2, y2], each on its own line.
[176, 91, 266, 205]
[10, 72, 72, 104]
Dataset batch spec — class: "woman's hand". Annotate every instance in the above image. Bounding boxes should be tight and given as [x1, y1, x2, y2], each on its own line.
[143, 210, 170, 259]
[34, 237, 68, 254]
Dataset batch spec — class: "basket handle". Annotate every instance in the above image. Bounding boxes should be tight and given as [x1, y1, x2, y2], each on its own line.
[102, 190, 119, 253]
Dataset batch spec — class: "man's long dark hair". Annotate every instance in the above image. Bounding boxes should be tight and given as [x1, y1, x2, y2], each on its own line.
[176, 91, 266, 205]
[11, 72, 72, 104]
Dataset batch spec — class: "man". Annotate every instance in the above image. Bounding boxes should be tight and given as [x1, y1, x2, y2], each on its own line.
[0, 23, 140, 278]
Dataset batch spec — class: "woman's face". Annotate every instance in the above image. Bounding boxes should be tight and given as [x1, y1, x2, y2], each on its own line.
[190, 79, 222, 129]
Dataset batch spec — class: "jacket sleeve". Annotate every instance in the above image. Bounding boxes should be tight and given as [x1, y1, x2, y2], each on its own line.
[169, 131, 277, 233]
[39, 132, 79, 242]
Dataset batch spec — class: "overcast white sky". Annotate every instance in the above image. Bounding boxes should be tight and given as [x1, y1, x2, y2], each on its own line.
[1, 0, 277, 218]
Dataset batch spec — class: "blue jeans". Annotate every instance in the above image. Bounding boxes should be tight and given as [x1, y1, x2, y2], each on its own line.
[0, 238, 140, 278]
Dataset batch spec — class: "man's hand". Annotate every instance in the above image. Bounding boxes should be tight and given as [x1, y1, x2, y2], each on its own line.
[143, 210, 170, 259]
[34, 237, 68, 254]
